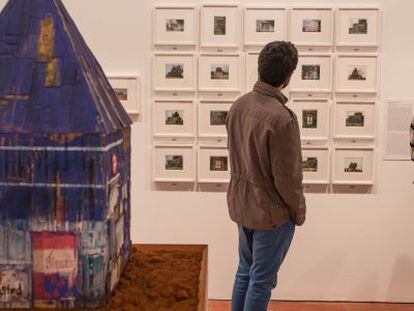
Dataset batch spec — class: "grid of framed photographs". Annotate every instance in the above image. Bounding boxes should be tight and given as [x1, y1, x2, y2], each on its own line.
[151, 4, 380, 191]
[152, 4, 241, 187]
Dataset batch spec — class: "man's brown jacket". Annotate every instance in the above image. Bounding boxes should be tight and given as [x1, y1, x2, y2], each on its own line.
[226, 81, 306, 230]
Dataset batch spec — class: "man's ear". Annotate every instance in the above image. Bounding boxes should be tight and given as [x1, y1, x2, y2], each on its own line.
[283, 72, 294, 89]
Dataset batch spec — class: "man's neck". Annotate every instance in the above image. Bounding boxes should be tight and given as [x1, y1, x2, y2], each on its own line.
[274, 85, 284, 92]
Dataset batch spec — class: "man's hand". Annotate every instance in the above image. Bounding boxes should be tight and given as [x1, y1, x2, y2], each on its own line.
[291, 209, 306, 226]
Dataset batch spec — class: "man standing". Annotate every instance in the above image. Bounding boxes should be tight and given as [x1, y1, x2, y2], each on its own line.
[226, 41, 306, 311]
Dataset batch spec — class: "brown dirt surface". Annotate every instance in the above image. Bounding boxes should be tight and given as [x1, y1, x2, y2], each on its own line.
[104, 246, 203, 311]
[10, 246, 203, 311]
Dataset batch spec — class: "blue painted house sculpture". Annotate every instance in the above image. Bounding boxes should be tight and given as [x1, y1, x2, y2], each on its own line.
[0, 0, 132, 308]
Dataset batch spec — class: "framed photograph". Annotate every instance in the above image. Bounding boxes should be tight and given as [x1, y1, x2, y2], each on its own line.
[108, 75, 141, 114]
[333, 101, 376, 140]
[153, 5, 197, 46]
[153, 53, 196, 92]
[154, 145, 196, 182]
[302, 148, 330, 184]
[200, 4, 240, 48]
[290, 7, 333, 47]
[244, 7, 287, 47]
[290, 99, 329, 144]
[198, 147, 230, 183]
[335, 55, 378, 93]
[246, 52, 259, 92]
[199, 101, 232, 138]
[290, 54, 332, 93]
[336, 8, 379, 47]
[199, 54, 240, 92]
[332, 148, 375, 185]
[153, 100, 196, 138]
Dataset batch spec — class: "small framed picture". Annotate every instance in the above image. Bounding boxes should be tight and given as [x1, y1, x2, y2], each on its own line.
[333, 101, 376, 140]
[199, 54, 240, 92]
[246, 52, 259, 92]
[336, 8, 379, 47]
[154, 145, 196, 182]
[302, 148, 330, 184]
[200, 4, 240, 49]
[153, 5, 197, 46]
[153, 101, 196, 138]
[199, 101, 232, 138]
[335, 55, 378, 93]
[153, 53, 196, 92]
[290, 54, 332, 93]
[290, 7, 333, 47]
[290, 99, 329, 144]
[198, 147, 230, 183]
[108, 75, 141, 114]
[244, 7, 287, 47]
[332, 148, 375, 185]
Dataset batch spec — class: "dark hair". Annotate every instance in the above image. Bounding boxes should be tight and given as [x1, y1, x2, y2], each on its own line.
[258, 41, 298, 87]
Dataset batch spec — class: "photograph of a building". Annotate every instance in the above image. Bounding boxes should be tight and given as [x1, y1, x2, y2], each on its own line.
[346, 111, 365, 127]
[166, 19, 184, 32]
[166, 64, 184, 79]
[345, 158, 363, 173]
[302, 157, 318, 172]
[348, 66, 367, 80]
[211, 65, 230, 80]
[256, 19, 275, 32]
[349, 18, 368, 34]
[165, 155, 184, 170]
[302, 65, 321, 80]
[210, 111, 228, 126]
[303, 19, 321, 32]
[165, 110, 184, 126]
[114, 88, 128, 101]
[303, 110, 318, 129]
[210, 156, 228, 172]
[214, 16, 226, 35]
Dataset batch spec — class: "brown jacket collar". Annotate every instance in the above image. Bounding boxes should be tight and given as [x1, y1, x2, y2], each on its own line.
[253, 81, 288, 105]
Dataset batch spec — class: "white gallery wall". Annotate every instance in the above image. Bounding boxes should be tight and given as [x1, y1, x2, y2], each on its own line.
[1, 0, 414, 303]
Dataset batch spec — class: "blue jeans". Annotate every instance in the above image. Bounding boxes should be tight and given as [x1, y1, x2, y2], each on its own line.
[231, 220, 295, 311]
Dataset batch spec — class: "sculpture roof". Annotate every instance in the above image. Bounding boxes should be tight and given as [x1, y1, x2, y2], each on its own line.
[0, 0, 131, 134]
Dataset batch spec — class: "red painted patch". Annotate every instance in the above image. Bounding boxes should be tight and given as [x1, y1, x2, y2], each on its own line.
[112, 154, 117, 176]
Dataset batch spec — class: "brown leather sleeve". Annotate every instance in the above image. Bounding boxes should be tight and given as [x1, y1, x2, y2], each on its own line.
[269, 118, 307, 226]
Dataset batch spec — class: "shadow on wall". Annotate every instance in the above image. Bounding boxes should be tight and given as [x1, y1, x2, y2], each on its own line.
[283, 252, 346, 298]
[387, 254, 414, 302]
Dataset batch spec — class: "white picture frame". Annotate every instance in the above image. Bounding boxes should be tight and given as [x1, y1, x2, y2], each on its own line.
[200, 4, 240, 49]
[244, 6, 287, 47]
[290, 54, 332, 93]
[153, 5, 197, 46]
[290, 7, 333, 47]
[108, 75, 141, 115]
[199, 101, 232, 138]
[198, 147, 230, 183]
[332, 148, 375, 185]
[336, 8, 380, 48]
[153, 100, 196, 139]
[153, 53, 196, 92]
[333, 101, 376, 141]
[154, 145, 196, 182]
[302, 148, 330, 184]
[246, 52, 259, 92]
[199, 54, 241, 92]
[290, 99, 329, 145]
[335, 54, 378, 94]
